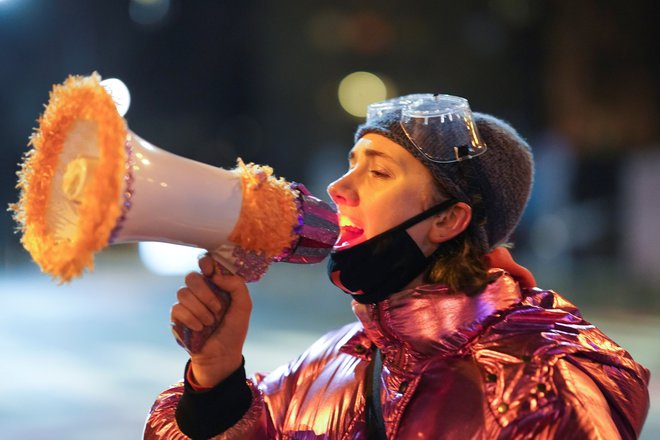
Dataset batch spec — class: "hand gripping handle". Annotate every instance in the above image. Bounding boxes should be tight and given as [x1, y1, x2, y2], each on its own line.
[170, 183, 338, 353]
[171, 276, 231, 354]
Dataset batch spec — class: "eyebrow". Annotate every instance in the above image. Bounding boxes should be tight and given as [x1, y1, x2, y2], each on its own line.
[348, 148, 399, 165]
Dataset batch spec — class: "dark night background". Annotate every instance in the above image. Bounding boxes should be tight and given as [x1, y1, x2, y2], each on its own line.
[0, 1, 658, 438]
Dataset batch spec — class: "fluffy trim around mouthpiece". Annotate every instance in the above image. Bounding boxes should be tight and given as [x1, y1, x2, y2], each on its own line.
[228, 159, 300, 258]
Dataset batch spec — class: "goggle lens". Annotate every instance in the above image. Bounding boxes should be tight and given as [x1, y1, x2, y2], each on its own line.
[366, 94, 487, 163]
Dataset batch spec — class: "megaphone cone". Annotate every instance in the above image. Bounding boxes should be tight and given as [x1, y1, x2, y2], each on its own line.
[10, 74, 339, 352]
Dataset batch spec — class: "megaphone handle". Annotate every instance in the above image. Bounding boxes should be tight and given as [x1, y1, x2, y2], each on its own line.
[171, 277, 231, 354]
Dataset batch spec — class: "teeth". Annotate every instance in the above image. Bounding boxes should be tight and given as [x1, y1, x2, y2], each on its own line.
[342, 225, 363, 234]
[335, 222, 365, 249]
[339, 216, 361, 229]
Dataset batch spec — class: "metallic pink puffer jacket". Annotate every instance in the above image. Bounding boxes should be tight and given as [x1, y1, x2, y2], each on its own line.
[145, 270, 650, 439]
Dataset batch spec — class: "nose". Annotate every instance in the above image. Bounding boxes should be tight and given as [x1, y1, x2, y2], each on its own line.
[327, 171, 358, 207]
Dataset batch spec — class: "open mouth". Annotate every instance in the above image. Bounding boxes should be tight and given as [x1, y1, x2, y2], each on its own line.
[334, 216, 365, 250]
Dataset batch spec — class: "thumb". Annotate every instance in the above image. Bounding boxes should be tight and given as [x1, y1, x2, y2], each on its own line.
[209, 265, 252, 312]
[198, 254, 216, 277]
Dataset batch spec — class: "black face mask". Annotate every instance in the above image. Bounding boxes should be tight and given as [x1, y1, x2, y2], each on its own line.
[327, 198, 457, 304]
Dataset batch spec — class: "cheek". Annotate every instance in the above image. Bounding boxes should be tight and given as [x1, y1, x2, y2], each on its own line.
[395, 184, 429, 212]
[363, 189, 423, 237]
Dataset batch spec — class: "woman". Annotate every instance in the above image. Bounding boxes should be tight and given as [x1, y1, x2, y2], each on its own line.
[145, 95, 649, 439]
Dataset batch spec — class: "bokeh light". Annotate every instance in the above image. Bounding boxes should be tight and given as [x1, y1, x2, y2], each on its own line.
[129, 0, 171, 26]
[100, 78, 131, 117]
[0, 0, 24, 15]
[138, 242, 203, 275]
[343, 11, 394, 55]
[337, 71, 388, 118]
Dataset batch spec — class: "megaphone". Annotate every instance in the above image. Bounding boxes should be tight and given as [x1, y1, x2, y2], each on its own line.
[10, 73, 339, 352]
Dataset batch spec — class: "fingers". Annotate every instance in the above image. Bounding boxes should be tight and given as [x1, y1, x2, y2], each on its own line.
[171, 259, 252, 340]
[185, 272, 224, 313]
[207, 267, 252, 314]
[171, 272, 222, 332]
[171, 301, 205, 332]
[172, 287, 216, 332]
[198, 256, 252, 314]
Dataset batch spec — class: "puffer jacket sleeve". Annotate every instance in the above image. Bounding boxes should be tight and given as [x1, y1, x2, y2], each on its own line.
[144, 323, 362, 439]
[143, 378, 269, 440]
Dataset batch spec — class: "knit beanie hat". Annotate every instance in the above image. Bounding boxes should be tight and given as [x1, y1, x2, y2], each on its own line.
[354, 105, 534, 254]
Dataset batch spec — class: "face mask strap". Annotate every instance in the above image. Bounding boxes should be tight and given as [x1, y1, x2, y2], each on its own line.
[391, 198, 458, 233]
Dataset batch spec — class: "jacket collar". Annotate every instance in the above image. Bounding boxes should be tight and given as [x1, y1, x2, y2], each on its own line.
[348, 269, 522, 373]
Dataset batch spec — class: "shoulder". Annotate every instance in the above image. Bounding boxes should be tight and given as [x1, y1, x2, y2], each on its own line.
[475, 288, 639, 361]
[469, 288, 649, 437]
[295, 321, 366, 366]
[479, 356, 631, 438]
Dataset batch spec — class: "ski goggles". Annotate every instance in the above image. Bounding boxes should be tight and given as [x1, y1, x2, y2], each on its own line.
[366, 94, 487, 163]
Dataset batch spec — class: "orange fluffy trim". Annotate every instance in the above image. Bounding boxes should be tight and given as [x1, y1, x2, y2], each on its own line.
[228, 159, 299, 258]
[10, 73, 126, 282]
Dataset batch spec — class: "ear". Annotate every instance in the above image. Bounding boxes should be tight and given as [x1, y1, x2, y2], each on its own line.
[428, 202, 472, 244]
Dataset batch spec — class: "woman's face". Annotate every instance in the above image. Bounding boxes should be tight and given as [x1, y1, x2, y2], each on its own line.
[327, 133, 442, 252]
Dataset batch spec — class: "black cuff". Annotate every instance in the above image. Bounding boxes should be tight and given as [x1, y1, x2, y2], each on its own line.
[175, 358, 253, 440]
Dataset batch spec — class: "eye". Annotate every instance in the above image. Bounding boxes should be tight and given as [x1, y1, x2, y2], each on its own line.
[369, 169, 390, 178]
